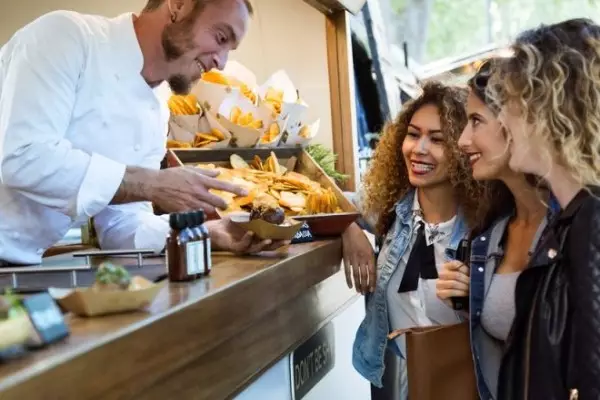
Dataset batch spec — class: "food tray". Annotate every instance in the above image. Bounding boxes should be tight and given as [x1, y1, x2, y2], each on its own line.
[166, 147, 359, 237]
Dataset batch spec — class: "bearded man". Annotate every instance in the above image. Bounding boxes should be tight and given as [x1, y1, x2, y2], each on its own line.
[0, 0, 286, 265]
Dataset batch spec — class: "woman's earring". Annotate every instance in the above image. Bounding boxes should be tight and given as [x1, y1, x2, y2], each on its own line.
[171, 13, 177, 23]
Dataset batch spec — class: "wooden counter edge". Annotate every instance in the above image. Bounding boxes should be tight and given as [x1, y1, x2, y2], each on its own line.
[148, 272, 360, 399]
[0, 240, 344, 399]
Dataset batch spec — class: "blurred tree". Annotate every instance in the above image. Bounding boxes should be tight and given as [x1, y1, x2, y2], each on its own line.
[380, 0, 600, 64]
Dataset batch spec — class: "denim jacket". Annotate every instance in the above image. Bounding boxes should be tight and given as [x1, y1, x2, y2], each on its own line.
[468, 196, 560, 400]
[351, 190, 469, 388]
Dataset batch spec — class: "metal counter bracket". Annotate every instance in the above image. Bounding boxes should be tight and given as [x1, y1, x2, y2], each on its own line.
[1, 249, 159, 290]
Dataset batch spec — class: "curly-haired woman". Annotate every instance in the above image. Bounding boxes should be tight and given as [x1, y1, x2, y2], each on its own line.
[344, 81, 486, 396]
[487, 19, 600, 399]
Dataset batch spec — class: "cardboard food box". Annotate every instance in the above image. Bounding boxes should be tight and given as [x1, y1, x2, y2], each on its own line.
[284, 119, 320, 146]
[191, 61, 258, 114]
[166, 148, 359, 237]
[168, 110, 232, 150]
[258, 70, 309, 136]
[216, 92, 286, 148]
[48, 277, 166, 317]
[226, 211, 303, 240]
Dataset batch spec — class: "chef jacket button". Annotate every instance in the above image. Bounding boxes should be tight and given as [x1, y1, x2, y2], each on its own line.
[547, 248, 557, 259]
[480, 236, 486, 242]
[478, 267, 484, 273]
[134, 144, 141, 151]
[11, 232, 19, 239]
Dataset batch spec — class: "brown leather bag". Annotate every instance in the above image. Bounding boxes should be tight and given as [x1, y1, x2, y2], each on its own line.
[388, 322, 478, 400]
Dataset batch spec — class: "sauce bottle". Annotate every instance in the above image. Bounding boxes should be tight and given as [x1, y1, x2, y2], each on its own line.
[166, 212, 203, 282]
[192, 210, 212, 275]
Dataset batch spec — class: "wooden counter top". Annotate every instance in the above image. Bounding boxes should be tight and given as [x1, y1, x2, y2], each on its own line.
[0, 240, 355, 400]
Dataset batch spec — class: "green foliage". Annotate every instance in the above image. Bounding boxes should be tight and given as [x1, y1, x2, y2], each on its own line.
[425, 0, 488, 62]
[390, 0, 408, 13]
[305, 144, 349, 183]
[411, 0, 600, 63]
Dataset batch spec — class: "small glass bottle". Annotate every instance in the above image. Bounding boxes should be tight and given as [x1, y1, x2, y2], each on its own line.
[193, 210, 212, 275]
[166, 212, 203, 282]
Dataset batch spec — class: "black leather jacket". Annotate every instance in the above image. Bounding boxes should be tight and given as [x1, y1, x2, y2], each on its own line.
[498, 189, 600, 400]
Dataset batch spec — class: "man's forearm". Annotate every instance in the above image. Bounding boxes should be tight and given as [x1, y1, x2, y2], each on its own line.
[111, 166, 159, 205]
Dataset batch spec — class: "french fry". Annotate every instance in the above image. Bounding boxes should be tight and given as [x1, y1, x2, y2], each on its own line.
[202, 70, 230, 85]
[229, 108, 264, 130]
[263, 87, 284, 117]
[167, 139, 192, 148]
[238, 112, 252, 126]
[249, 119, 264, 130]
[260, 123, 280, 144]
[299, 125, 311, 139]
[240, 84, 257, 104]
[211, 128, 225, 141]
[265, 87, 284, 102]
[230, 106, 242, 124]
[192, 129, 226, 148]
[202, 70, 256, 103]
[168, 94, 200, 115]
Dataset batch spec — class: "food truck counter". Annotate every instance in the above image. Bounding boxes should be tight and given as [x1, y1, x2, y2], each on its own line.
[0, 239, 360, 399]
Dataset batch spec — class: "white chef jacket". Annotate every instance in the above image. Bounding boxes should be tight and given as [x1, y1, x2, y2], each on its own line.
[0, 11, 171, 264]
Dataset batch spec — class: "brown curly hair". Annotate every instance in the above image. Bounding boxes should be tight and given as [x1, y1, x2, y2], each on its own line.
[362, 81, 486, 236]
[488, 18, 600, 186]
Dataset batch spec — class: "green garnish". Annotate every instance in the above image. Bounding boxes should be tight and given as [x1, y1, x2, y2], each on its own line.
[95, 262, 131, 289]
[306, 144, 349, 183]
[1, 289, 26, 319]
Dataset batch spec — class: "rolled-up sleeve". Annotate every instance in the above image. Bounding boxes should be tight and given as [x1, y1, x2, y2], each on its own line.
[94, 202, 169, 251]
[0, 12, 125, 219]
[93, 129, 169, 252]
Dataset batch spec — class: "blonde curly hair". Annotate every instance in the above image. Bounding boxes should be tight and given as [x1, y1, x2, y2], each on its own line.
[488, 18, 600, 186]
[362, 81, 486, 236]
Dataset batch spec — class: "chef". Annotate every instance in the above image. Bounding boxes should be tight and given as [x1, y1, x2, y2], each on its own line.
[0, 0, 286, 265]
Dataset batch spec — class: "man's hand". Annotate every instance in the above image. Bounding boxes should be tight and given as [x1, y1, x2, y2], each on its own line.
[111, 166, 248, 213]
[342, 222, 375, 294]
[206, 217, 290, 255]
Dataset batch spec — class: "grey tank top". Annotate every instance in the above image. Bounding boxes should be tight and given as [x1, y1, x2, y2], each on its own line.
[480, 271, 522, 342]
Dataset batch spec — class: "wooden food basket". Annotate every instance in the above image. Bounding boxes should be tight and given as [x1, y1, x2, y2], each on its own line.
[164, 147, 359, 237]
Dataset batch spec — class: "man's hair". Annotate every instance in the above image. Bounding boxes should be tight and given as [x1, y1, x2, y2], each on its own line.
[143, 0, 253, 15]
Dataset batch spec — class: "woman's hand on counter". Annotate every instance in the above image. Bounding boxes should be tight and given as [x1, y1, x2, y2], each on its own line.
[436, 260, 470, 308]
[341, 223, 375, 294]
[206, 218, 290, 255]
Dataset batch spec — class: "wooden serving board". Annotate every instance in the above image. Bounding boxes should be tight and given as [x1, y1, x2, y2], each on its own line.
[165, 148, 359, 236]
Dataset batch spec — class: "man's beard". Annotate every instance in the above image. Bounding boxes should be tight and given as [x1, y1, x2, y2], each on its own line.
[162, 25, 197, 95]
[168, 75, 193, 95]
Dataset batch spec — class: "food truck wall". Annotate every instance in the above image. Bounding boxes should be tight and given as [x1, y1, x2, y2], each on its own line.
[0, 0, 334, 150]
